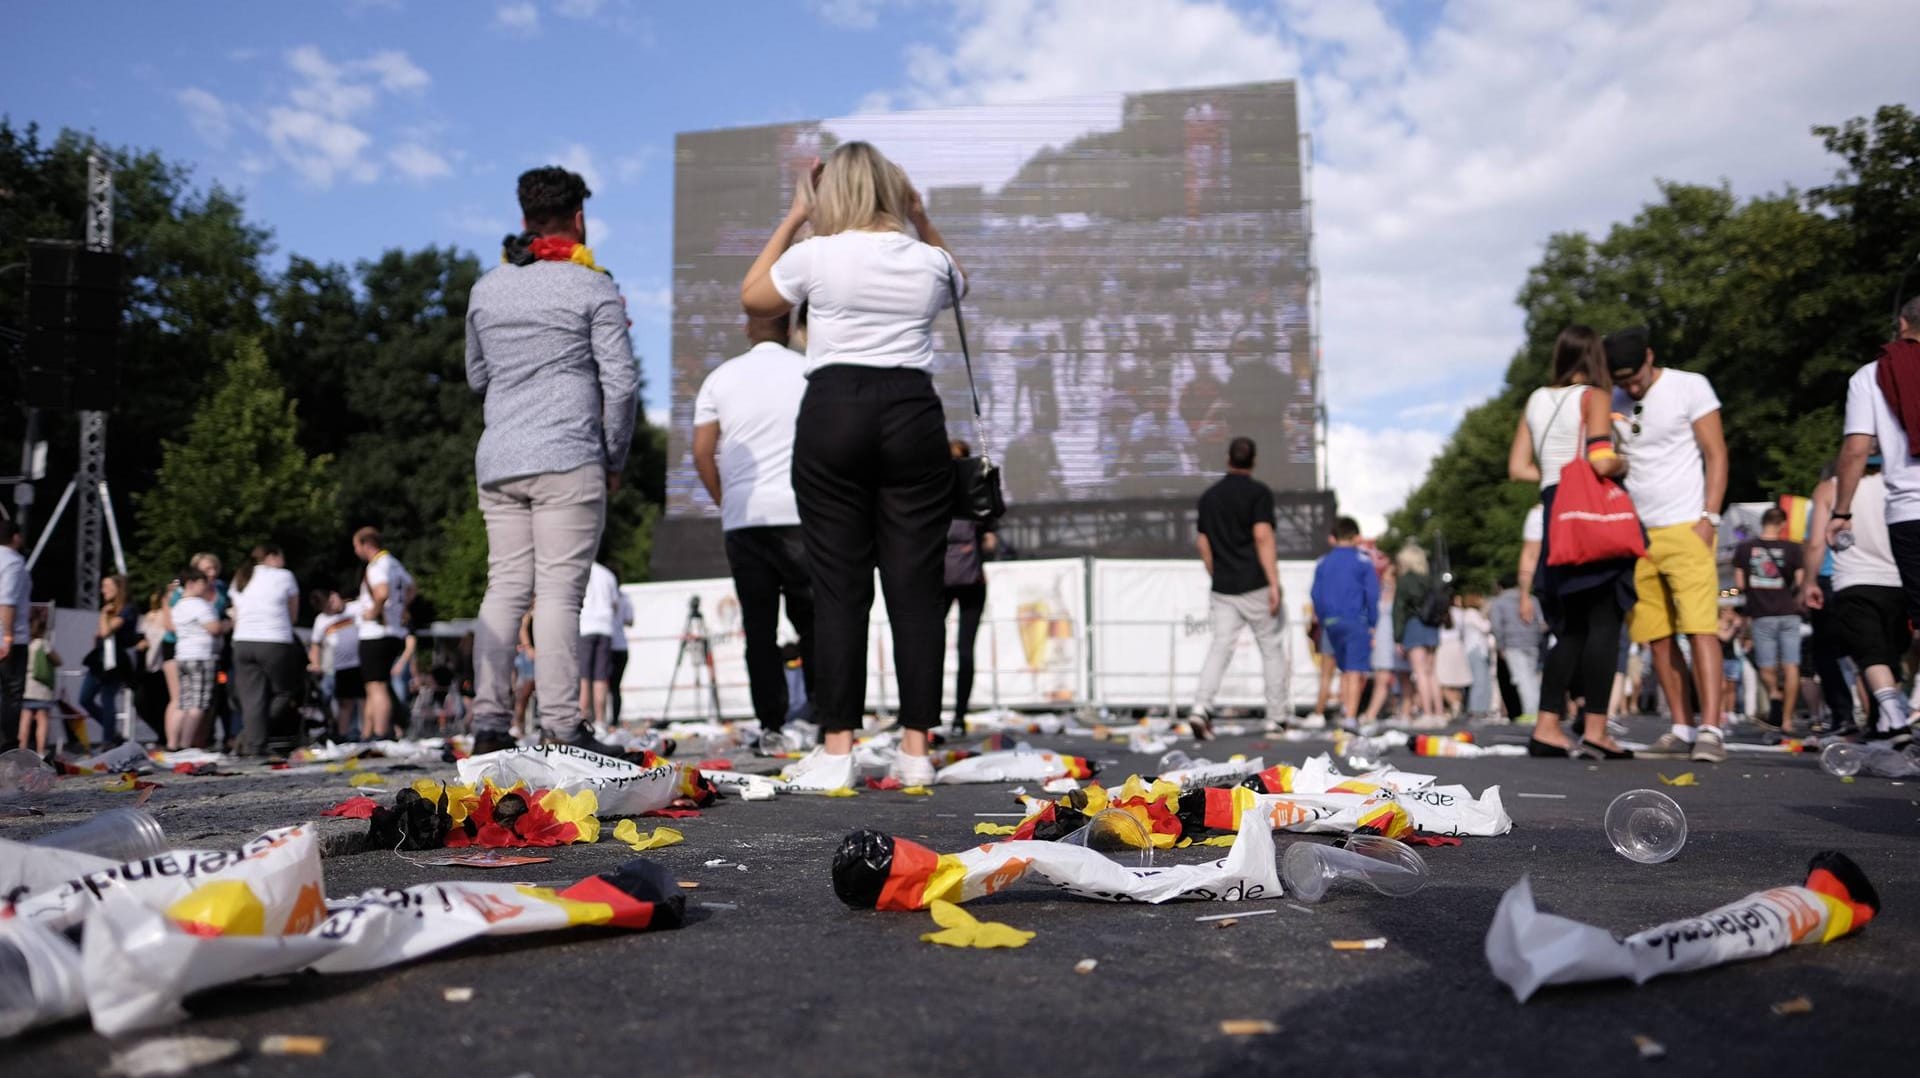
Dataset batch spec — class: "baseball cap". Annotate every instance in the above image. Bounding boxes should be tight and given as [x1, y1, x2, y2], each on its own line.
[1604, 326, 1650, 377]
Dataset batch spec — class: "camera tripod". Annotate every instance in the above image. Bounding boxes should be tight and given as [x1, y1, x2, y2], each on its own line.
[661, 595, 724, 722]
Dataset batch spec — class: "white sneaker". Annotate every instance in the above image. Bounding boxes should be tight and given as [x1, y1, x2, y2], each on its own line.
[780, 746, 856, 791]
[1690, 725, 1727, 763]
[1294, 713, 1328, 732]
[890, 752, 936, 787]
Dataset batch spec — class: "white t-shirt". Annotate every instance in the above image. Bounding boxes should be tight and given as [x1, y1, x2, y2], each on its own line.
[312, 611, 361, 672]
[693, 342, 806, 530]
[1613, 368, 1721, 528]
[1843, 361, 1920, 525]
[172, 595, 220, 663]
[231, 565, 299, 644]
[1524, 384, 1589, 489]
[769, 231, 964, 375]
[611, 591, 632, 652]
[1522, 504, 1543, 543]
[1832, 473, 1900, 591]
[358, 553, 412, 640]
[579, 562, 621, 638]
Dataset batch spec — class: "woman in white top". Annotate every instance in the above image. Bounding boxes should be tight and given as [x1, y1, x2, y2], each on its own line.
[230, 544, 303, 756]
[741, 141, 963, 790]
[1507, 325, 1635, 759]
[1809, 458, 1909, 733]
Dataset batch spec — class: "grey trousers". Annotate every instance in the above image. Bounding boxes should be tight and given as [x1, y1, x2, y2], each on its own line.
[1502, 647, 1542, 717]
[471, 464, 606, 739]
[1194, 588, 1290, 717]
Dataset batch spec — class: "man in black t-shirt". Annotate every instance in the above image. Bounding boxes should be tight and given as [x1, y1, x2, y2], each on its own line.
[1734, 506, 1806, 729]
[1190, 437, 1288, 738]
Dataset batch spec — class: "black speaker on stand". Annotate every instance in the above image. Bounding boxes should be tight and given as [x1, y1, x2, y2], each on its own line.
[24, 240, 124, 412]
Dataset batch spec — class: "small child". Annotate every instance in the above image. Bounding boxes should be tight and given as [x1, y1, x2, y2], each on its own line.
[20, 608, 60, 757]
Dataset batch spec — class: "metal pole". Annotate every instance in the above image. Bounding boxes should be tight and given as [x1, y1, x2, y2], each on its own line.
[75, 151, 112, 610]
[26, 479, 78, 571]
[97, 481, 128, 575]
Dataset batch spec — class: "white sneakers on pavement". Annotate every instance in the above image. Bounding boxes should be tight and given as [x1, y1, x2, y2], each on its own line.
[889, 752, 936, 787]
[1690, 725, 1727, 763]
[780, 746, 856, 791]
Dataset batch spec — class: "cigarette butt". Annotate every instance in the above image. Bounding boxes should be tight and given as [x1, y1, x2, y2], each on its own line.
[1330, 938, 1387, 951]
[261, 1035, 327, 1056]
[1771, 996, 1813, 1016]
[1214, 918, 1239, 929]
[1074, 958, 1098, 974]
[443, 987, 474, 1002]
[1219, 1020, 1277, 1036]
[678, 881, 700, 889]
[1633, 1034, 1666, 1059]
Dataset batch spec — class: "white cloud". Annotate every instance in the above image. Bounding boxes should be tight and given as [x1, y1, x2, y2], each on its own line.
[810, 0, 902, 30]
[389, 142, 452, 180]
[626, 285, 672, 316]
[495, 2, 540, 33]
[546, 142, 606, 193]
[614, 146, 657, 183]
[585, 215, 613, 247]
[1326, 422, 1448, 537]
[645, 406, 669, 429]
[362, 49, 430, 92]
[448, 208, 514, 237]
[266, 105, 377, 187]
[554, 0, 604, 17]
[177, 87, 232, 146]
[875, 0, 1917, 521]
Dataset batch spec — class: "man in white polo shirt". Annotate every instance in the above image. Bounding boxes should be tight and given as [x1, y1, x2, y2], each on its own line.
[693, 312, 814, 749]
[1606, 326, 1730, 762]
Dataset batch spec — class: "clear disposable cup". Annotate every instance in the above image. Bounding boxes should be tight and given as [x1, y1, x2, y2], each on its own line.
[758, 729, 795, 756]
[1820, 743, 1866, 778]
[1281, 834, 1430, 903]
[1604, 789, 1687, 864]
[0, 749, 56, 798]
[1158, 750, 1205, 773]
[29, 807, 169, 864]
[1061, 808, 1155, 869]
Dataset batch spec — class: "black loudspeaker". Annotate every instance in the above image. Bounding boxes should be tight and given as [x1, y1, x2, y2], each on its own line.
[23, 241, 123, 411]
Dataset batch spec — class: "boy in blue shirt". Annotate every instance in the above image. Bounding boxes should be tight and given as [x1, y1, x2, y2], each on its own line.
[1310, 516, 1380, 722]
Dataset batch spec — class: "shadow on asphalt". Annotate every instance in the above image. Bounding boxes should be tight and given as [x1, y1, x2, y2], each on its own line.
[1786, 797, 1920, 838]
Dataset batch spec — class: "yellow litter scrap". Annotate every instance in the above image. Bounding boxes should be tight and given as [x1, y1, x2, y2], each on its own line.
[920, 899, 1034, 949]
[611, 819, 685, 852]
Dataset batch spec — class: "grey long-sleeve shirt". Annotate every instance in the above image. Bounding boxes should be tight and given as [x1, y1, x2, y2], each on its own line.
[465, 260, 639, 488]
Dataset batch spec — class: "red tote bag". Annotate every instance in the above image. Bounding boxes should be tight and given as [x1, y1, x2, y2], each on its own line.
[1547, 389, 1647, 566]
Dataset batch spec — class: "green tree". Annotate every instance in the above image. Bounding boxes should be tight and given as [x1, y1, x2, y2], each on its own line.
[1, 121, 274, 602]
[133, 338, 338, 595]
[1387, 106, 1920, 593]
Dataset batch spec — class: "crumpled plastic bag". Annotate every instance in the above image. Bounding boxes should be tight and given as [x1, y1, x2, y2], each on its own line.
[0, 835, 116, 901]
[1158, 756, 1266, 790]
[0, 913, 85, 1037]
[458, 744, 713, 815]
[833, 803, 1280, 910]
[934, 750, 1096, 785]
[15, 824, 325, 935]
[920, 899, 1034, 948]
[1485, 852, 1879, 1002]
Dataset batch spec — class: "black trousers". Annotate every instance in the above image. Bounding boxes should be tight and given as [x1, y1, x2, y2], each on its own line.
[1807, 575, 1855, 726]
[793, 365, 951, 733]
[945, 582, 988, 718]
[1539, 586, 1624, 720]
[0, 647, 25, 753]
[609, 648, 628, 724]
[1888, 521, 1920, 619]
[233, 641, 305, 755]
[725, 526, 816, 731]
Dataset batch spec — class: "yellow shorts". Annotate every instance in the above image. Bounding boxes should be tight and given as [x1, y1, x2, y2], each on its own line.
[1630, 522, 1720, 642]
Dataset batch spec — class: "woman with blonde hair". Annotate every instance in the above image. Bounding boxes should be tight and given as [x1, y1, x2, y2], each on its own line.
[741, 140, 965, 790]
[1391, 544, 1446, 720]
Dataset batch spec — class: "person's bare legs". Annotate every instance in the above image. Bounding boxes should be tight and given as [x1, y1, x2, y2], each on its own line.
[1362, 670, 1393, 721]
[1689, 632, 1723, 728]
[179, 708, 208, 749]
[162, 660, 180, 741]
[1339, 671, 1365, 720]
[1780, 664, 1802, 731]
[363, 679, 392, 739]
[1314, 654, 1335, 715]
[1409, 647, 1440, 716]
[1649, 636, 1693, 727]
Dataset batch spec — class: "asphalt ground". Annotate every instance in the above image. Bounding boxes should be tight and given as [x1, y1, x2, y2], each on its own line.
[5, 715, 1918, 1076]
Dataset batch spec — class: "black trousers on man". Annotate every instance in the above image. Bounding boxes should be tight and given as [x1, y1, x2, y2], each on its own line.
[793, 365, 951, 733]
[0, 648, 26, 753]
[724, 525, 815, 733]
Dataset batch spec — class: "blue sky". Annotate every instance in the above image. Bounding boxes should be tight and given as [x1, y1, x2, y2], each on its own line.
[5, 0, 1912, 530]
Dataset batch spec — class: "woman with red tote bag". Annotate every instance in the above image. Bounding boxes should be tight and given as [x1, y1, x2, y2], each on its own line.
[1507, 326, 1640, 759]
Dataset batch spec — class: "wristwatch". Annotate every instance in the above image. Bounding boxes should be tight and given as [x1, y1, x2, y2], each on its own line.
[1701, 511, 1722, 527]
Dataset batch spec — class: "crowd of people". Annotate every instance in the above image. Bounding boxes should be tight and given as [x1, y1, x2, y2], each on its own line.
[1297, 306, 1920, 766]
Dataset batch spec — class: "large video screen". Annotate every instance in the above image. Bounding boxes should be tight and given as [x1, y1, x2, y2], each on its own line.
[666, 81, 1313, 519]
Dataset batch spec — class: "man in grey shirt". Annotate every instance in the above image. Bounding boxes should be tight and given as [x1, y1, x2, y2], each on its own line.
[1488, 572, 1547, 720]
[465, 166, 637, 756]
[0, 520, 30, 753]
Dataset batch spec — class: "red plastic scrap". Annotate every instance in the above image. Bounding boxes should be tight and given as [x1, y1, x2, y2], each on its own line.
[697, 758, 735, 772]
[321, 796, 381, 819]
[1403, 835, 1463, 848]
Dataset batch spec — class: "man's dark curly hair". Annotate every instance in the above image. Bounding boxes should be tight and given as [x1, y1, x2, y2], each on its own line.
[517, 166, 592, 231]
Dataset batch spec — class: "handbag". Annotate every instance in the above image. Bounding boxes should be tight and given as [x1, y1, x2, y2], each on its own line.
[1547, 388, 1647, 566]
[945, 261, 1006, 523]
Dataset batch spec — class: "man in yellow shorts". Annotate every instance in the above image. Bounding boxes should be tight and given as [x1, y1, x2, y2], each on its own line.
[1606, 327, 1730, 762]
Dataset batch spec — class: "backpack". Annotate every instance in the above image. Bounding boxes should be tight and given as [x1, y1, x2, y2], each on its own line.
[30, 640, 55, 688]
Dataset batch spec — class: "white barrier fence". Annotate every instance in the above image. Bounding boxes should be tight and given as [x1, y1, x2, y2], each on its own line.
[621, 557, 1327, 720]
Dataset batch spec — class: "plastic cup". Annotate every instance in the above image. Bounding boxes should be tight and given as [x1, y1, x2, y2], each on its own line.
[0, 749, 56, 798]
[1282, 834, 1430, 904]
[1159, 750, 1206, 773]
[1820, 743, 1866, 778]
[1604, 789, 1687, 864]
[1060, 808, 1155, 869]
[28, 807, 169, 864]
